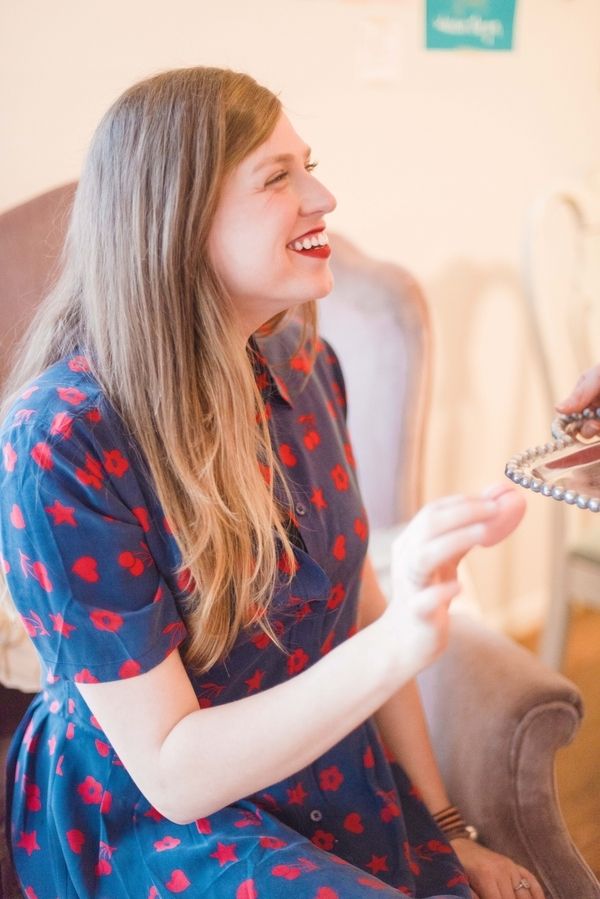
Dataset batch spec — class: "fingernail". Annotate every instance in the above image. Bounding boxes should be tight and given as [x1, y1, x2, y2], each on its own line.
[482, 482, 504, 493]
[481, 483, 509, 499]
[555, 398, 572, 411]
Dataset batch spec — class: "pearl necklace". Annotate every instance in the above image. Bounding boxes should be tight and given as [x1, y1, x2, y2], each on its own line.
[505, 407, 600, 512]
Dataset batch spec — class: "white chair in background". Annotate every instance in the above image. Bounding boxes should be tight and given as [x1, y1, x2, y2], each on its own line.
[522, 183, 600, 670]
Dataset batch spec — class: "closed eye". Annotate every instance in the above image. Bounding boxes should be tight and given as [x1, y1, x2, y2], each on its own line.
[265, 160, 319, 187]
[265, 170, 288, 186]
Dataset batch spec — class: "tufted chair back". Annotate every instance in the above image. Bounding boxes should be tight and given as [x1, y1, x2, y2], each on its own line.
[321, 233, 431, 529]
[0, 183, 77, 384]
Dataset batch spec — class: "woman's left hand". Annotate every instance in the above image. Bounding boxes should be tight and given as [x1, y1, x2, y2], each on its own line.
[451, 838, 545, 899]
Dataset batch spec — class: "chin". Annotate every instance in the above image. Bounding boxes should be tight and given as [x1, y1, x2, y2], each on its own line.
[306, 271, 335, 302]
[276, 271, 334, 312]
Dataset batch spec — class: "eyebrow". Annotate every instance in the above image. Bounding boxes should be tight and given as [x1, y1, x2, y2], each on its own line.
[252, 145, 312, 174]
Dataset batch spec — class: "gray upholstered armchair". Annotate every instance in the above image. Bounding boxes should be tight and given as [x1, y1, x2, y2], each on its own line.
[0, 188, 598, 899]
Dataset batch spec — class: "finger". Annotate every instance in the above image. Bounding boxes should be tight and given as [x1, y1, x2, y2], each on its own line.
[420, 605, 450, 656]
[412, 493, 496, 531]
[500, 869, 537, 899]
[498, 873, 521, 899]
[517, 868, 544, 899]
[397, 494, 526, 587]
[476, 490, 526, 548]
[555, 364, 600, 412]
[580, 419, 600, 439]
[481, 482, 520, 501]
[435, 494, 525, 562]
[393, 503, 492, 583]
[416, 497, 500, 540]
[426, 493, 468, 509]
[405, 522, 488, 583]
[475, 880, 502, 899]
[412, 579, 461, 616]
[470, 891, 480, 899]
[432, 557, 460, 584]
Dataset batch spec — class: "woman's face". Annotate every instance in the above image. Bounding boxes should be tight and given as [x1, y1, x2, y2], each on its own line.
[208, 112, 337, 338]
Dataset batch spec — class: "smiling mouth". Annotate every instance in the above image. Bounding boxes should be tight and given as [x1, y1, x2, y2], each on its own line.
[286, 230, 331, 259]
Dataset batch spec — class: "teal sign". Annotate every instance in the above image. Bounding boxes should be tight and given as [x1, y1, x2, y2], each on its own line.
[426, 0, 517, 51]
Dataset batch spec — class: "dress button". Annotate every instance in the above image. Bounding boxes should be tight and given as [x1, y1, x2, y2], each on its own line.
[309, 809, 323, 822]
[295, 502, 307, 517]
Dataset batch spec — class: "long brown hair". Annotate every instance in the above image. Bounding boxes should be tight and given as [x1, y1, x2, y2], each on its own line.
[1, 67, 317, 672]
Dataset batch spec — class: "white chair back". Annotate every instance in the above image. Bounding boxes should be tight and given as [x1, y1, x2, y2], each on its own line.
[320, 233, 432, 530]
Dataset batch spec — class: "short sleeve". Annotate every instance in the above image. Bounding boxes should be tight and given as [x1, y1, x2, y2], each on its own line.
[0, 396, 187, 683]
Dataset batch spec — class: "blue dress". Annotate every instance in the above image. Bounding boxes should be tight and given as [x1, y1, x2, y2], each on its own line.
[0, 327, 470, 898]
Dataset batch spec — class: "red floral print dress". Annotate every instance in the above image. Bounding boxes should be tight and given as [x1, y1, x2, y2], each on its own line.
[0, 325, 470, 898]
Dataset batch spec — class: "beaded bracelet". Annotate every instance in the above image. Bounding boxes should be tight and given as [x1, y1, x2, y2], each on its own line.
[432, 804, 478, 842]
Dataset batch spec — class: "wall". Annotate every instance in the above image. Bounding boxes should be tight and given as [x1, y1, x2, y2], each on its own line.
[1, 0, 599, 632]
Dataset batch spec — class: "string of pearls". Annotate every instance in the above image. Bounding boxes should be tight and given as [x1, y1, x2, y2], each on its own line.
[505, 407, 600, 513]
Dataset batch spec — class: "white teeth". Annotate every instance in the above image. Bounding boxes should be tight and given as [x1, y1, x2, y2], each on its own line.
[288, 231, 329, 251]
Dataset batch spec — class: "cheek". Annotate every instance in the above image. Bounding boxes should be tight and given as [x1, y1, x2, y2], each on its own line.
[208, 225, 255, 290]
[218, 244, 280, 300]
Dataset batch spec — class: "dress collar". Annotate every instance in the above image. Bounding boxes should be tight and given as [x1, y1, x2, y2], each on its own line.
[250, 340, 293, 407]
[251, 322, 313, 409]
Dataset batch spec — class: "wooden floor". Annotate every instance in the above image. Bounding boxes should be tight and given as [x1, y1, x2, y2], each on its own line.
[519, 607, 600, 878]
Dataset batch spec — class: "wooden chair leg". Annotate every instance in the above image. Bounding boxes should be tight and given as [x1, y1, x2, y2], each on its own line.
[539, 505, 570, 670]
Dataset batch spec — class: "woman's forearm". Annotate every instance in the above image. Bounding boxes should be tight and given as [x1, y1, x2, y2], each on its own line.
[359, 554, 451, 815]
[80, 549, 455, 827]
[374, 679, 450, 815]
[159, 617, 406, 824]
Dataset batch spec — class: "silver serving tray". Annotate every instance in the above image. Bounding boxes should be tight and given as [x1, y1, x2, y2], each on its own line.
[505, 411, 600, 512]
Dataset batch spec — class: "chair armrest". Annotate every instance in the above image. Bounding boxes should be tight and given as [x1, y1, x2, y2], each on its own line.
[417, 612, 600, 899]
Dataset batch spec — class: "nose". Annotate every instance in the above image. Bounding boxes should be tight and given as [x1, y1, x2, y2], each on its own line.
[300, 175, 337, 218]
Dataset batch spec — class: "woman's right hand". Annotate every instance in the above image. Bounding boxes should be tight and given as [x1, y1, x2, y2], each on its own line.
[556, 363, 600, 438]
[378, 488, 526, 680]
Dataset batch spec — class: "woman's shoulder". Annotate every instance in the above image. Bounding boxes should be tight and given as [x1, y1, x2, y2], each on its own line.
[0, 352, 120, 463]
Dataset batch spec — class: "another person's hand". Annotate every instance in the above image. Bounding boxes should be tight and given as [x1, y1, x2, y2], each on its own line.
[556, 363, 600, 438]
[451, 838, 544, 899]
[380, 485, 526, 678]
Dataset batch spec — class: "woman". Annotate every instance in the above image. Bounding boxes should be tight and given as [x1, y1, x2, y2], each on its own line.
[0, 67, 542, 898]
